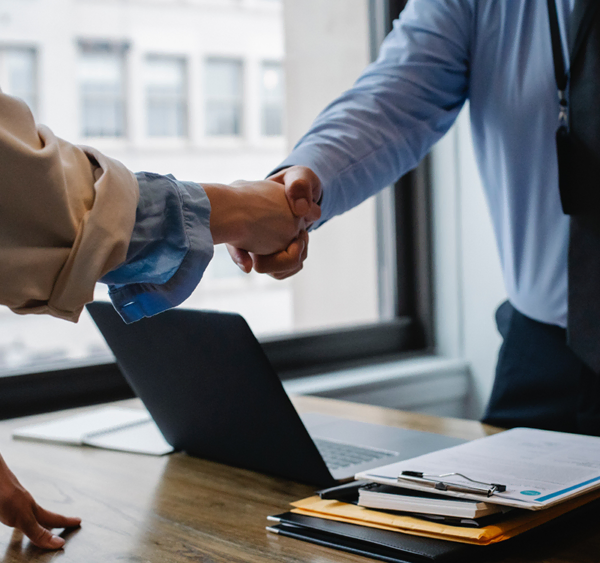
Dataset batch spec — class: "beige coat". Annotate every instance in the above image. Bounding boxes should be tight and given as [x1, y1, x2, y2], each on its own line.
[0, 90, 139, 322]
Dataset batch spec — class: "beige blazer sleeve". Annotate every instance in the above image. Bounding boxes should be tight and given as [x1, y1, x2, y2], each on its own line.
[0, 90, 139, 322]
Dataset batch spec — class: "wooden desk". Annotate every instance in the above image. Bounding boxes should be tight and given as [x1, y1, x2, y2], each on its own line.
[0, 396, 598, 563]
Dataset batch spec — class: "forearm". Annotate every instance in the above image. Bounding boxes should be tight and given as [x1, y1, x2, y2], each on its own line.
[202, 183, 247, 245]
[278, 0, 471, 227]
[0, 90, 300, 325]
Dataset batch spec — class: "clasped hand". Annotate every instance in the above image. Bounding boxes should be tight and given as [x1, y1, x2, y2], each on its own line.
[223, 166, 322, 279]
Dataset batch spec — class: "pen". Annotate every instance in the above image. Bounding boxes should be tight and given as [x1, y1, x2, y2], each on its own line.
[317, 480, 372, 501]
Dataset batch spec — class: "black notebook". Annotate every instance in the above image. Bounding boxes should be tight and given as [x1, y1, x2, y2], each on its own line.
[267, 512, 477, 563]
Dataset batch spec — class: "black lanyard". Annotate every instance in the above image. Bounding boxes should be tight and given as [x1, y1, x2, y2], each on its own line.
[547, 0, 600, 129]
[547, 0, 569, 127]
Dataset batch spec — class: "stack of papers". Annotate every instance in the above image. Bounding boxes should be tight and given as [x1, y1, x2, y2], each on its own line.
[289, 488, 600, 545]
[267, 427, 600, 560]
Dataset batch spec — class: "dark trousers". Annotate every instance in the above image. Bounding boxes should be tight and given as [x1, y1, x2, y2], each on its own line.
[482, 300, 600, 435]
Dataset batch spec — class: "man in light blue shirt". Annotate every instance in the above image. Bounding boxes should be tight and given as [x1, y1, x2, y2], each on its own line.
[233, 0, 598, 433]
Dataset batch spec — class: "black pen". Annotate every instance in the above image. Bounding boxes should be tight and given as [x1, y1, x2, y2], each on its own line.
[317, 480, 372, 502]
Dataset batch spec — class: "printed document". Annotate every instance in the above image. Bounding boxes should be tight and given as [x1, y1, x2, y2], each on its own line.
[356, 427, 600, 510]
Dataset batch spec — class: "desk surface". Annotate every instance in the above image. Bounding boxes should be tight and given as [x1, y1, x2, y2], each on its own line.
[0, 396, 598, 563]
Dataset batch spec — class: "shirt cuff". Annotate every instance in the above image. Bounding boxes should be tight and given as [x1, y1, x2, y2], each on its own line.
[101, 172, 214, 323]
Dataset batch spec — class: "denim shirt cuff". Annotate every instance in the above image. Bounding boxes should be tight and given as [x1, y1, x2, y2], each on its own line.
[102, 172, 214, 323]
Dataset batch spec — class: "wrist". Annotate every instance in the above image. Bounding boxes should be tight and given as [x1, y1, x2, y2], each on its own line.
[203, 184, 248, 245]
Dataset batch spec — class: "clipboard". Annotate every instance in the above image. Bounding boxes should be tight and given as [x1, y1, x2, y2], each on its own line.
[356, 427, 600, 511]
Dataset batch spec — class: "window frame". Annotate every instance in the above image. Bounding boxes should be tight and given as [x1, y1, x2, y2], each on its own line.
[144, 54, 189, 139]
[78, 40, 129, 139]
[259, 59, 284, 137]
[0, 0, 435, 420]
[0, 45, 39, 118]
[204, 56, 245, 137]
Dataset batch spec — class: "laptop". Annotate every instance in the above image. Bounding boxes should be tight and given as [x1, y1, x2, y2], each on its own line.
[87, 302, 464, 487]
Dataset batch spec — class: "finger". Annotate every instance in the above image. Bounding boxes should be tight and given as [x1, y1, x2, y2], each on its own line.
[226, 244, 252, 273]
[251, 237, 306, 275]
[270, 263, 304, 280]
[34, 505, 81, 530]
[300, 230, 309, 263]
[268, 231, 308, 280]
[19, 512, 65, 550]
[305, 200, 322, 225]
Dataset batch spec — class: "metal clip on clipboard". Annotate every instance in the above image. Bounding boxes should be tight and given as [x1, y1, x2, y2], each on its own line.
[399, 471, 507, 498]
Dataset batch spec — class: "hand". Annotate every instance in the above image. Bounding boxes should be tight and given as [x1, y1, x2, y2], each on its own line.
[0, 453, 80, 549]
[204, 179, 306, 256]
[227, 166, 322, 278]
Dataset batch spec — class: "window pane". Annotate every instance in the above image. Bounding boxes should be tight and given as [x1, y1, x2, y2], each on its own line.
[261, 62, 283, 136]
[79, 46, 125, 137]
[145, 56, 187, 137]
[0, 48, 37, 116]
[205, 59, 243, 136]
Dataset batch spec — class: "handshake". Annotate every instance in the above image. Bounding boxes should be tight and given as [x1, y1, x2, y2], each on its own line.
[204, 166, 322, 280]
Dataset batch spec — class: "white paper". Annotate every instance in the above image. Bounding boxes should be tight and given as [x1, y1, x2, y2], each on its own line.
[84, 419, 173, 455]
[12, 407, 151, 446]
[356, 427, 600, 510]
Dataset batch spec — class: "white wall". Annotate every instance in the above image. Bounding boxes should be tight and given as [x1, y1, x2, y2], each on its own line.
[283, 0, 380, 332]
[431, 107, 507, 417]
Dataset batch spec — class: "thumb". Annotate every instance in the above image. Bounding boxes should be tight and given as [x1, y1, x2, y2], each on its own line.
[21, 513, 65, 549]
[270, 166, 322, 218]
[226, 244, 252, 273]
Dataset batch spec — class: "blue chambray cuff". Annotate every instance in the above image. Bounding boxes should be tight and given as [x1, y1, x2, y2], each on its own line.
[103, 173, 214, 323]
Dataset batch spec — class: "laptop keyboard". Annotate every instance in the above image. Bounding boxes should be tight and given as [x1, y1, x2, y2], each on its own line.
[313, 438, 397, 470]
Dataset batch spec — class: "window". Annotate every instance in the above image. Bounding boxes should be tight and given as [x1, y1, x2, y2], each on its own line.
[261, 61, 283, 136]
[205, 58, 243, 136]
[79, 43, 126, 138]
[1, 0, 431, 419]
[145, 56, 187, 137]
[0, 47, 37, 117]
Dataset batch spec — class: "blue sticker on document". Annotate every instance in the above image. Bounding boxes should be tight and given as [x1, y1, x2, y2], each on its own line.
[520, 490, 541, 496]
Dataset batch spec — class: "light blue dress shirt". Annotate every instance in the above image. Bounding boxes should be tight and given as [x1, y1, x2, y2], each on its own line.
[278, 0, 575, 328]
[101, 173, 214, 323]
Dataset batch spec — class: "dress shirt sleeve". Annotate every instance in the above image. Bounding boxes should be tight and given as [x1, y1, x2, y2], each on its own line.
[0, 89, 214, 324]
[101, 173, 214, 324]
[277, 0, 473, 227]
[0, 90, 139, 322]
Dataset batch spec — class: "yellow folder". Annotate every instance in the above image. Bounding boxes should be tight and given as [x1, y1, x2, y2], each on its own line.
[291, 488, 600, 546]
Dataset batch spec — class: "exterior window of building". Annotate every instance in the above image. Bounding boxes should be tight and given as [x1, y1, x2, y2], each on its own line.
[261, 61, 283, 136]
[0, 47, 37, 117]
[205, 58, 243, 136]
[79, 43, 126, 138]
[145, 56, 187, 137]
